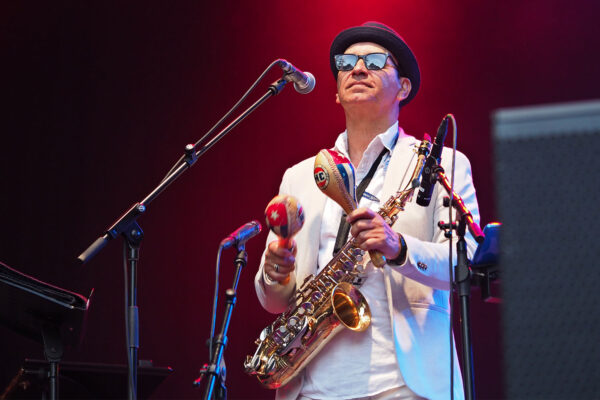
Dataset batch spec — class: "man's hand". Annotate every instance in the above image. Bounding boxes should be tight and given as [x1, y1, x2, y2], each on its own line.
[264, 240, 297, 282]
[347, 207, 401, 260]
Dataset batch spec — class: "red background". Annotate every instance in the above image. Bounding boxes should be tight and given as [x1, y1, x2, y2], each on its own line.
[2, 1, 599, 398]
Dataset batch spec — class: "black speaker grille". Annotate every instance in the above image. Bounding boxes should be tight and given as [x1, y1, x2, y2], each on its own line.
[495, 101, 600, 400]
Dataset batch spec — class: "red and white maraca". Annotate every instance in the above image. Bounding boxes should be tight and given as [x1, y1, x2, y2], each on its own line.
[265, 194, 305, 284]
[313, 149, 386, 268]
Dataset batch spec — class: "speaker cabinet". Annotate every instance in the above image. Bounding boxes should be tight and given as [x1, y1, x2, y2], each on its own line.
[493, 100, 600, 399]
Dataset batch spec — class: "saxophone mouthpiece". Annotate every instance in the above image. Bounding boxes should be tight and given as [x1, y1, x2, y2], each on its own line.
[419, 134, 432, 156]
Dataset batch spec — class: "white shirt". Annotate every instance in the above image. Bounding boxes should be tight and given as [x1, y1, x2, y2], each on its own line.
[300, 122, 406, 399]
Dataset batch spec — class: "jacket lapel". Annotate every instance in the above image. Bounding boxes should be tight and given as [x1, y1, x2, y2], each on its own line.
[382, 133, 419, 200]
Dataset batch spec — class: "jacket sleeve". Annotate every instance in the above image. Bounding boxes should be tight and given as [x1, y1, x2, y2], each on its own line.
[392, 149, 480, 290]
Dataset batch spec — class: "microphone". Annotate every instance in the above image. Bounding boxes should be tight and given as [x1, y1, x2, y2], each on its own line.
[416, 116, 449, 207]
[277, 59, 316, 94]
[220, 220, 262, 250]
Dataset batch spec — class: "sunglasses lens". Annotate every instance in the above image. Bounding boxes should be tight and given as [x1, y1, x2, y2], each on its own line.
[335, 53, 390, 71]
[335, 54, 358, 71]
[365, 53, 388, 70]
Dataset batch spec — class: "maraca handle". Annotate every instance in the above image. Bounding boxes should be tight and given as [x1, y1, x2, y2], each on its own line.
[264, 194, 304, 286]
[369, 250, 387, 268]
[278, 238, 292, 285]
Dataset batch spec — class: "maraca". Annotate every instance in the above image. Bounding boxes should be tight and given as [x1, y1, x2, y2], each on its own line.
[314, 149, 387, 268]
[265, 194, 305, 284]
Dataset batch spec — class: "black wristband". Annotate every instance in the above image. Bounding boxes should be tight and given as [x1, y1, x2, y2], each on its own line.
[388, 233, 407, 266]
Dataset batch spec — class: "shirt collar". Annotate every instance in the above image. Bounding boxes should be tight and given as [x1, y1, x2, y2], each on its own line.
[334, 121, 404, 173]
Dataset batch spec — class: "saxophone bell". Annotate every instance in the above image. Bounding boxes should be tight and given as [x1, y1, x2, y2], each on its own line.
[332, 282, 371, 332]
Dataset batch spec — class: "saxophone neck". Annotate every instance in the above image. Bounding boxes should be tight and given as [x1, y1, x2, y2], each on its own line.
[407, 136, 432, 190]
[380, 136, 432, 225]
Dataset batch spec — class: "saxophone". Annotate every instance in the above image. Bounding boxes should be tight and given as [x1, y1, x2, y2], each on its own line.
[244, 136, 432, 389]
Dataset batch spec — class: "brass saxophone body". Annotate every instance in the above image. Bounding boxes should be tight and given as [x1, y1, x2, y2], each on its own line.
[244, 137, 432, 389]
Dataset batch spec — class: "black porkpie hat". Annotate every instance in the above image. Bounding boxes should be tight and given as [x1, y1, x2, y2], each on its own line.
[329, 21, 420, 107]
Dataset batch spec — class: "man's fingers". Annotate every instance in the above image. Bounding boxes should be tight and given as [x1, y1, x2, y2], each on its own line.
[346, 207, 376, 223]
[267, 241, 296, 264]
[350, 219, 375, 238]
[266, 261, 295, 281]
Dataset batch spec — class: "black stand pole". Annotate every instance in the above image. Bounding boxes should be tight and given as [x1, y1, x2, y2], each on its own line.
[41, 323, 64, 400]
[435, 167, 484, 400]
[125, 225, 142, 400]
[454, 220, 475, 400]
[195, 249, 247, 400]
[77, 77, 288, 400]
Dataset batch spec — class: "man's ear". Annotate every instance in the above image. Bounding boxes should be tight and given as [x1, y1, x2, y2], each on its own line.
[335, 92, 341, 105]
[397, 78, 412, 102]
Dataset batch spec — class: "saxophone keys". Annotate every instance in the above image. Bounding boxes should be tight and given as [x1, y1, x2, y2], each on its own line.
[298, 302, 315, 315]
[247, 354, 262, 372]
[259, 326, 272, 341]
[265, 355, 278, 374]
[311, 291, 323, 302]
[352, 248, 364, 263]
[322, 277, 334, 287]
[302, 274, 313, 286]
[287, 316, 301, 329]
[332, 270, 344, 280]
[352, 248, 364, 256]
[342, 260, 354, 271]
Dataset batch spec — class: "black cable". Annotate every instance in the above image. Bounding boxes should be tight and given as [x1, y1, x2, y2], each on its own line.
[161, 59, 283, 182]
[209, 244, 225, 359]
[447, 114, 457, 400]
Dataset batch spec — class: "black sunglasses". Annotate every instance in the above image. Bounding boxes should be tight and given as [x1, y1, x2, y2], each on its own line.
[334, 53, 395, 71]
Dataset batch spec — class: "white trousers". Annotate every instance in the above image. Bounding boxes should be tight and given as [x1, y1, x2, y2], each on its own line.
[297, 385, 427, 400]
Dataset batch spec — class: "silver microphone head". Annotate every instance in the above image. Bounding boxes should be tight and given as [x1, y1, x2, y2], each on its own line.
[278, 59, 316, 95]
[294, 71, 316, 94]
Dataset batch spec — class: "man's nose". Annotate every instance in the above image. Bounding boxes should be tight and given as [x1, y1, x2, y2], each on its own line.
[352, 58, 369, 75]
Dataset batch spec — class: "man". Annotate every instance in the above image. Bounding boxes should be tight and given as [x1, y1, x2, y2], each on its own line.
[254, 21, 479, 400]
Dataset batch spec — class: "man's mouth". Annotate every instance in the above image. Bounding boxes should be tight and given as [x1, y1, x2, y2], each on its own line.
[348, 81, 373, 89]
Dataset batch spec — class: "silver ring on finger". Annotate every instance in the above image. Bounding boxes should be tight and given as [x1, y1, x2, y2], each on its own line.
[273, 263, 279, 272]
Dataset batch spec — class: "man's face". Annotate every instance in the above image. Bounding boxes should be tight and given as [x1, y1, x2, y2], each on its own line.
[335, 42, 410, 112]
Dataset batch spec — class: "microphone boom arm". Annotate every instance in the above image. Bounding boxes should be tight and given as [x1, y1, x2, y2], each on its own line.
[78, 77, 289, 264]
[76, 61, 302, 400]
[435, 166, 485, 243]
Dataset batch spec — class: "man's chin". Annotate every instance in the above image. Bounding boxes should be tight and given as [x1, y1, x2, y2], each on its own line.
[341, 96, 377, 108]
[344, 91, 376, 100]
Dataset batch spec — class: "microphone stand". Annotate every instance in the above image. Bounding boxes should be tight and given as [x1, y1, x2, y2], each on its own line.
[434, 166, 484, 400]
[77, 77, 289, 400]
[194, 247, 247, 400]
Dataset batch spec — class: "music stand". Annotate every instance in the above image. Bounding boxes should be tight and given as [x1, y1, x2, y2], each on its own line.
[2, 360, 172, 399]
[0, 261, 90, 400]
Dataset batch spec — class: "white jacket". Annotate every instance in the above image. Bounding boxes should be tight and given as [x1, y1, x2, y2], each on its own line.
[255, 131, 479, 400]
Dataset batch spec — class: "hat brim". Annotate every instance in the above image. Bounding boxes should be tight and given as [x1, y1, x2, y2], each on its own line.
[330, 26, 420, 106]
